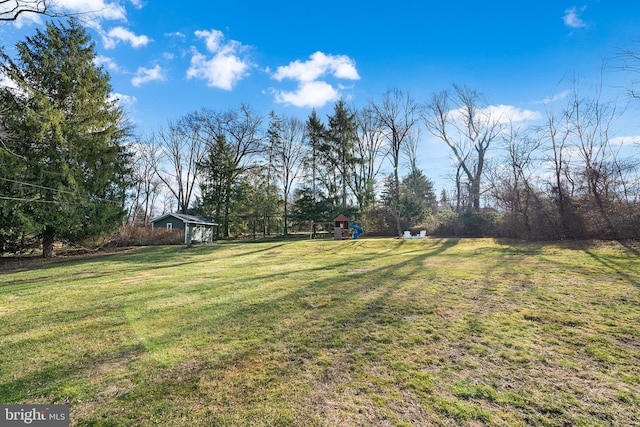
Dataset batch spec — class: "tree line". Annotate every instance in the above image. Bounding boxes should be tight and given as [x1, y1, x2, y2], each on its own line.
[128, 93, 440, 240]
[2, 18, 640, 257]
[130, 82, 640, 242]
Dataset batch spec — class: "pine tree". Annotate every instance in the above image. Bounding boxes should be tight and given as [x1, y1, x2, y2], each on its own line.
[324, 100, 357, 210]
[0, 19, 131, 257]
[304, 110, 325, 210]
[400, 168, 438, 224]
[263, 111, 283, 235]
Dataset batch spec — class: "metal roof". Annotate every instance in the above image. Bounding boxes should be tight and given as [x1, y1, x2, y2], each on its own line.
[151, 213, 218, 226]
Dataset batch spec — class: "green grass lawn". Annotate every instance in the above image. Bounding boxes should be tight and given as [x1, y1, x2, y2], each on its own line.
[1, 238, 639, 426]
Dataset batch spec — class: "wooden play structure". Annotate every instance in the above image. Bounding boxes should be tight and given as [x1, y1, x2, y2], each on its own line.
[309, 215, 363, 240]
[333, 214, 350, 240]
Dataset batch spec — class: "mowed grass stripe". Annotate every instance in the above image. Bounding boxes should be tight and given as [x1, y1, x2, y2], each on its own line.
[1, 238, 639, 426]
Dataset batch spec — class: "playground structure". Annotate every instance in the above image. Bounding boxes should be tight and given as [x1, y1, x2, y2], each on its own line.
[309, 214, 364, 240]
[350, 223, 363, 239]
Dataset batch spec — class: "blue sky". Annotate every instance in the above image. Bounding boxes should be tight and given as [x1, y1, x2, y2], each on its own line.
[2, 0, 640, 191]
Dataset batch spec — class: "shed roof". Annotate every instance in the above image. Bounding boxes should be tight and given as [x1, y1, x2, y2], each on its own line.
[152, 213, 218, 226]
[333, 214, 349, 222]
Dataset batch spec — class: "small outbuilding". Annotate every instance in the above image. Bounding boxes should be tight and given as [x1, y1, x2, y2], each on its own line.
[151, 213, 218, 244]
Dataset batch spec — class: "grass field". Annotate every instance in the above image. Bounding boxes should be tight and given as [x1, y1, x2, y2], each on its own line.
[1, 238, 639, 426]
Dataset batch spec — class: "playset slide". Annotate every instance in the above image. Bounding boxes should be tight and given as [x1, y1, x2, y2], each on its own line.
[349, 222, 363, 239]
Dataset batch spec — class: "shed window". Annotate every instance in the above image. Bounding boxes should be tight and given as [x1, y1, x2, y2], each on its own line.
[166, 222, 173, 230]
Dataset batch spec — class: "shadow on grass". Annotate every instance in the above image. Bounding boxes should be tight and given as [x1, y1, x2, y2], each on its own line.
[582, 245, 640, 288]
[0, 238, 460, 402]
[4, 238, 637, 425]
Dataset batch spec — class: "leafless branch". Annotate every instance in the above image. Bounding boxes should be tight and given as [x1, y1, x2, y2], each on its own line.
[1, 0, 49, 21]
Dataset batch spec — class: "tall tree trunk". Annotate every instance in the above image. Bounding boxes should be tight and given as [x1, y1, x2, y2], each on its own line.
[456, 164, 463, 212]
[394, 157, 402, 237]
[42, 225, 55, 258]
[471, 178, 481, 212]
[283, 197, 289, 235]
[342, 155, 347, 210]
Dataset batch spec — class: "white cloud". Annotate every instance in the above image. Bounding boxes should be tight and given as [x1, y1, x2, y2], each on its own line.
[486, 105, 542, 123]
[273, 51, 360, 82]
[271, 51, 359, 108]
[50, 1, 152, 51]
[187, 51, 249, 90]
[10, 11, 43, 29]
[610, 136, 640, 146]
[186, 29, 252, 90]
[165, 31, 186, 39]
[103, 26, 151, 49]
[108, 92, 137, 107]
[538, 90, 571, 104]
[14, 1, 147, 51]
[563, 6, 587, 29]
[131, 65, 165, 87]
[195, 29, 224, 53]
[447, 104, 541, 126]
[55, 0, 127, 21]
[274, 81, 340, 108]
[94, 55, 121, 73]
[128, 0, 144, 9]
[0, 72, 20, 92]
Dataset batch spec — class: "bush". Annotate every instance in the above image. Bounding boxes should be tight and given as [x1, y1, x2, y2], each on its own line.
[429, 211, 499, 237]
[109, 226, 185, 246]
[460, 212, 499, 237]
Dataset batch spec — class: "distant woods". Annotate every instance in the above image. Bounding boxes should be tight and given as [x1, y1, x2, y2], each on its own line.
[129, 80, 640, 241]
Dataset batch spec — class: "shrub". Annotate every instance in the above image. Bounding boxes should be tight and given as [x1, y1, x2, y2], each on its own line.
[109, 226, 185, 246]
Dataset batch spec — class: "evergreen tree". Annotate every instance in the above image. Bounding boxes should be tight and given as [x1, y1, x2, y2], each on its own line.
[400, 168, 438, 224]
[380, 169, 437, 229]
[291, 187, 344, 229]
[302, 110, 326, 227]
[0, 19, 131, 257]
[439, 189, 451, 211]
[198, 134, 235, 238]
[324, 100, 357, 210]
[264, 111, 284, 234]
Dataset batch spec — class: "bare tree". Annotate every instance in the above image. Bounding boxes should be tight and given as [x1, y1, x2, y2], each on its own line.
[150, 118, 205, 214]
[488, 121, 543, 238]
[422, 84, 503, 213]
[616, 43, 640, 99]
[566, 83, 623, 237]
[1, 0, 47, 21]
[354, 106, 387, 210]
[528, 100, 578, 239]
[371, 88, 418, 236]
[127, 138, 162, 225]
[0, 0, 82, 21]
[192, 104, 264, 237]
[567, 86, 619, 199]
[224, 104, 265, 170]
[278, 116, 306, 235]
[402, 127, 423, 172]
